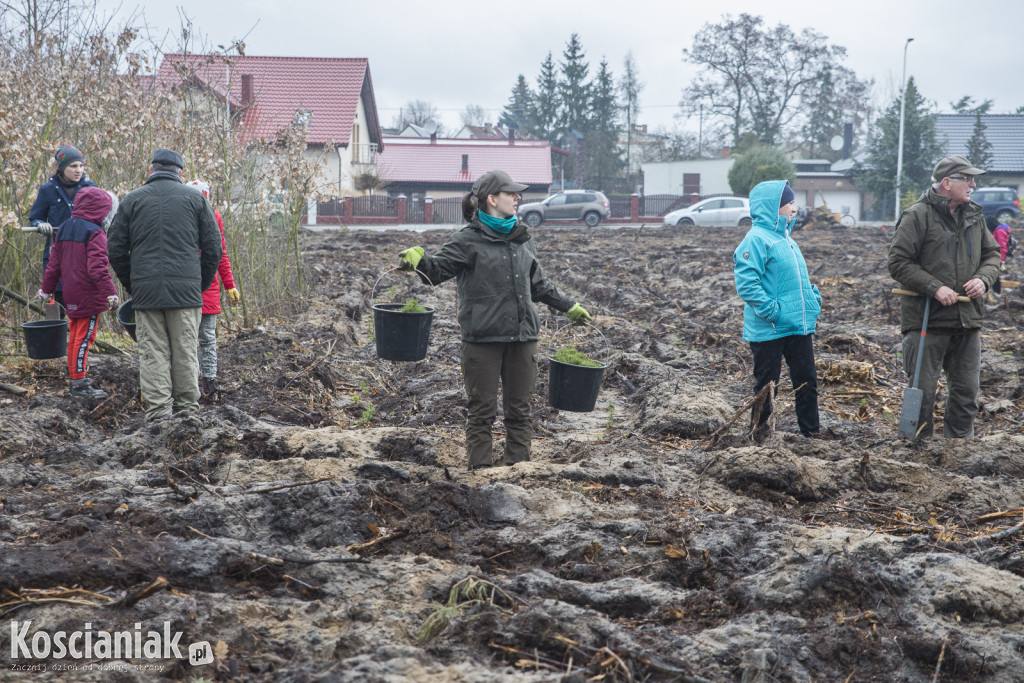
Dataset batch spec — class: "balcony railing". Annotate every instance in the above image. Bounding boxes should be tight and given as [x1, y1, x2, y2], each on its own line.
[352, 142, 379, 165]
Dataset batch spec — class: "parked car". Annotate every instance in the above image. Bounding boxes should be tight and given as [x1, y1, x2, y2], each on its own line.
[972, 187, 1020, 225]
[663, 196, 751, 227]
[517, 190, 610, 228]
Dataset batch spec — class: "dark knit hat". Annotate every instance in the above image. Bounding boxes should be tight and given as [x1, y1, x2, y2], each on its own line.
[55, 145, 84, 172]
[151, 148, 184, 169]
[780, 183, 795, 207]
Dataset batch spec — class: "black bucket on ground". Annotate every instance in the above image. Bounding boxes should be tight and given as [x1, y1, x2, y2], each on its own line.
[21, 319, 69, 360]
[117, 299, 137, 342]
[373, 303, 434, 361]
[548, 358, 606, 412]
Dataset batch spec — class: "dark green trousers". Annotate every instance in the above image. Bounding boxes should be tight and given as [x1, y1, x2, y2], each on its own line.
[460, 341, 538, 468]
[901, 328, 980, 438]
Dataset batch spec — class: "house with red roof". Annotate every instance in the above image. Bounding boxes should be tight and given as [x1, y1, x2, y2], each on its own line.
[155, 53, 384, 196]
[375, 135, 553, 201]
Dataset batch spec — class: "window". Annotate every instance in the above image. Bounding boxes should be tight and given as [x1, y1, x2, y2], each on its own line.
[700, 200, 724, 210]
[547, 194, 567, 206]
[723, 199, 744, 209]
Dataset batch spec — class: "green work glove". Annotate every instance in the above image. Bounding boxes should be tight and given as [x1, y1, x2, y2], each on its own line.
[399, 246, 424, 271]
[567, 303, 591, 326]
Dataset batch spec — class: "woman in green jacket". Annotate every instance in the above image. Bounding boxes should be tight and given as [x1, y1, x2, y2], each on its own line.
[399, 170, 591, 469]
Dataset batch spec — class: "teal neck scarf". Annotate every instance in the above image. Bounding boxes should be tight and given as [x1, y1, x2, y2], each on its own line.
[478, 210, 517, 234]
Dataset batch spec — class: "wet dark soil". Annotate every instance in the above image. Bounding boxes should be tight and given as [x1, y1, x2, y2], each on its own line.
[1, 223, 1023, 681]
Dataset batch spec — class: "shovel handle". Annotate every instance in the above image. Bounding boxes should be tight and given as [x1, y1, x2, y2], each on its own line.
[891, 288, 969, 303]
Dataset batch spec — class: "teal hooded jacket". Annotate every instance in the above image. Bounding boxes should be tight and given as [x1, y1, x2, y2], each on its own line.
[733, 180, 821, 342]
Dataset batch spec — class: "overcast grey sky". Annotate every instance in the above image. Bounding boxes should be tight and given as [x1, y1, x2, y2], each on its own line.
[96, 0, 1024, 135]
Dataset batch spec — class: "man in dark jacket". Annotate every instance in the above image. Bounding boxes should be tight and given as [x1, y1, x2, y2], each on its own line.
[107, 148, 222, 423]
[887, 155, 1001, 438]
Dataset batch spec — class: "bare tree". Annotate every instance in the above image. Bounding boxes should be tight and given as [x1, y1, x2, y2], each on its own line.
[681, 13, 869, 148]
[460, 104, 486, 128]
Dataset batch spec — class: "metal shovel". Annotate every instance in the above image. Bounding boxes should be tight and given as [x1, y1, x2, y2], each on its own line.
[898, 296, 930, 440]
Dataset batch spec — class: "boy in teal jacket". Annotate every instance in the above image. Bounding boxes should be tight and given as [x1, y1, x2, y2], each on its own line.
[734, 180, 822, 440]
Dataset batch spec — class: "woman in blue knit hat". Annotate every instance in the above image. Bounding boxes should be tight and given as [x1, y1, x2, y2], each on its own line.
[733, 180, 822, 442]
[28, 145, 98, 315]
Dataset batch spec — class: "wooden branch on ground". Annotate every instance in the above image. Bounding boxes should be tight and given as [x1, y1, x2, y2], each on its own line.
[111, 576, 170, 609]
[248, 551, 367, 566]
[246, 477, 335, 494]
[0, 382, 28, 396]
[346, 528, 405, 553]
[970, 507, 1024, 525]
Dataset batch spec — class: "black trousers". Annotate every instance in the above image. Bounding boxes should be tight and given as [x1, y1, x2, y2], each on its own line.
[750, 334, 819, 436]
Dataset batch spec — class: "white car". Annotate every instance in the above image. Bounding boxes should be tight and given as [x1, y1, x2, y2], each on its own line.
[663, 196, 751, 227]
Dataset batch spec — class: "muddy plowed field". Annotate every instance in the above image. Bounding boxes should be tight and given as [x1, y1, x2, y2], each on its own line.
[2, 223, 1023, 681]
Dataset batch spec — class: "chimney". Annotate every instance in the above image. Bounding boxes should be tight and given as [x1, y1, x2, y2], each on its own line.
[722, 145, 731, 158]
[430, 132, 437, 145]
[484, 123, 492, 135]
[508, 128, 516, 146]
[461, 154, 469, 172]
[241, 74, 253, 106]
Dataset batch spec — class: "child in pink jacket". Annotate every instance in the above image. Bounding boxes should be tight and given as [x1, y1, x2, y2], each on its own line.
[38, 187, 120, 399]
[992, 220, 1012, 269]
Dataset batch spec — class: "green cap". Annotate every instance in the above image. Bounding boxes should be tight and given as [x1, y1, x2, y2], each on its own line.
[472, 170, 528, 199]
[931, 155, 986, 183]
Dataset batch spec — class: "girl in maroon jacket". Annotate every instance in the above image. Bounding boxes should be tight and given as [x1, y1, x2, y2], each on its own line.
[38, 187, 120, 399]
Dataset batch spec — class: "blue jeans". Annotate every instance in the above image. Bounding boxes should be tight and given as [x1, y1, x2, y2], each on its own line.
[198, 313, 218, 379]
[750, 334, 819, 436]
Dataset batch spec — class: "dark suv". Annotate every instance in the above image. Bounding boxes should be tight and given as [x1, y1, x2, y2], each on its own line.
[972, 187, 1020, 225]
[517, 190, 611, 228]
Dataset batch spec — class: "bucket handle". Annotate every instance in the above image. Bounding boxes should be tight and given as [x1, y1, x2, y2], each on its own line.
[546, 322, 611, 366]
[370, 267, 435, 308]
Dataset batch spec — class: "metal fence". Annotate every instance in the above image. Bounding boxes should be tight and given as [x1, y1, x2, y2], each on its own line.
[352, 195, 396, 217]
[318, 198, 342, 218]
[607, 195, 631, 219]
[433, 196, 463, 224]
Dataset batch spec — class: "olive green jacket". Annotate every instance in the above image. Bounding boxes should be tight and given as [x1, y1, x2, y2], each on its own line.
[417, 218, 575, 343]
[887, 189, 1001, 333]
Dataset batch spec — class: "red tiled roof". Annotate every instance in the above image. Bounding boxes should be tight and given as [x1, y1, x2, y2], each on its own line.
[155, 54, 382, 147]
[377, 139, 552, 185]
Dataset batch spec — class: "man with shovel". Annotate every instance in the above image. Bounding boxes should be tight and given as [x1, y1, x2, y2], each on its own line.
[888, 155, 1001, 438]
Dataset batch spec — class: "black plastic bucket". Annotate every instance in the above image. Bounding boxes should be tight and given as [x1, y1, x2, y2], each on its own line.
[21, 319, 69, 360]
[373, 303, 434, 361]
[548, 358, 606, 412]
[117, 299, 137, 342]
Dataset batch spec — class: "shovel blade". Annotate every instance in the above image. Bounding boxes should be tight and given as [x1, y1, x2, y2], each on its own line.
[898, 387, 924, 439]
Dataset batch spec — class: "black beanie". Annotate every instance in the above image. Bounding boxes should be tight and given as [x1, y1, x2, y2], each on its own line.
[55, 145, 84, 172]
[780, 183, 795, 207]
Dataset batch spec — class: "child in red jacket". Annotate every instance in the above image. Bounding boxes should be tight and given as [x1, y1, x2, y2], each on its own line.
[38, 187, 120, 399]
[188, 180, 240, 397]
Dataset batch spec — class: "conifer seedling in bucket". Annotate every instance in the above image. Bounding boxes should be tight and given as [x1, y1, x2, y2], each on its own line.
[371, 268, 436, 361]
[547, 323, 610, 412]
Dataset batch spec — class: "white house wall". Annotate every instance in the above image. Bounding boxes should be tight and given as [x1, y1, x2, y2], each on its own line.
[641, 158, 735, 196]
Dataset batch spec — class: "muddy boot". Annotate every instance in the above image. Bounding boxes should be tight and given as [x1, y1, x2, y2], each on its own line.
[200, 377, 218, 401]
[69, 378, 108, 400]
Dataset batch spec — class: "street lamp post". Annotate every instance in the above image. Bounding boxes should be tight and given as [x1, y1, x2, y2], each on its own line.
[894, 37, 914, 222]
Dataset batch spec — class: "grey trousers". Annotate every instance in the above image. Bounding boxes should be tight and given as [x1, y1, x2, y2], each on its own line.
[901, 328, 981, 438]
[198, 313, 218, 379]
[137, 308, 202, 422]
[460, 341, 538, 468]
